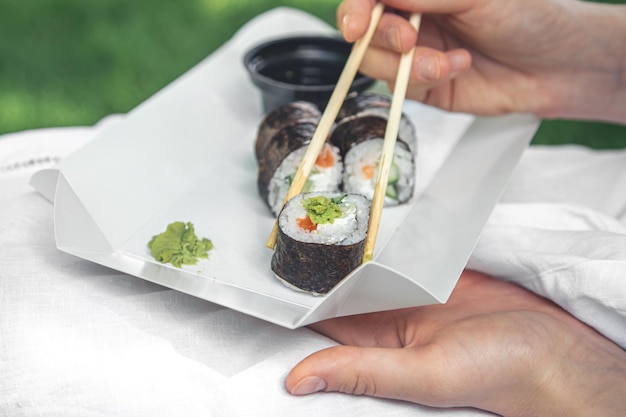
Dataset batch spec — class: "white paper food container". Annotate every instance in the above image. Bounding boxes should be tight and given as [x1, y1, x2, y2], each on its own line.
[31, 8, 539, 329]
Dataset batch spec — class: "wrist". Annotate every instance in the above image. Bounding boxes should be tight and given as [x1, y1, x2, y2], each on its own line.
[542, 2, 626, 124]
[513, 329, 626, 417]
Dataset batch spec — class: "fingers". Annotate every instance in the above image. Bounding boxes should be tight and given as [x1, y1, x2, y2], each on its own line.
[359, 46, 471, 101]
[337, 0, 378, 42]
[336, 0, 472, 110]
[309, 310, 406, 348]
[380, 0, 473, 14]
[286, 345, 441, 404]
[371, 12, 419, 52]
[338, 1, 418, 52]
[362, 47, 471, 82]
[338, 0, 473, 51]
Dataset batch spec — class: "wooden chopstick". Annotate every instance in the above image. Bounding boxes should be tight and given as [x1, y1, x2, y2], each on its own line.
[266, 2, 385, 249]
[362, 12, 422, 263]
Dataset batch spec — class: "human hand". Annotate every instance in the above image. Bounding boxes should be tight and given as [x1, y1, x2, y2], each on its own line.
[286, 270, 626, 416]
[336, 0, 626, 123]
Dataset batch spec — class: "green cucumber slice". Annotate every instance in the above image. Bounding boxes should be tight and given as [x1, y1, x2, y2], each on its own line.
[285, 173, 313, 192]
[386, 184, 398, 199]
[388, 162, 400, 184]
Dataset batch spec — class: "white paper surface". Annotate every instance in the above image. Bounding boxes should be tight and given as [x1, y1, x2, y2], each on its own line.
[31, 7, 539, 328]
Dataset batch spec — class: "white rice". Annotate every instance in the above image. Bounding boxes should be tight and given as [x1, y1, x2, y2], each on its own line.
[343, 139, 415, 205]
[267, 144, 343, 215]
[279, 192, 370, 245]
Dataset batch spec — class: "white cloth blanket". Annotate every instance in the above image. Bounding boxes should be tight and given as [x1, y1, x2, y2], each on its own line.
[470, 147, 626, 349]
[1, 116, 625, 416]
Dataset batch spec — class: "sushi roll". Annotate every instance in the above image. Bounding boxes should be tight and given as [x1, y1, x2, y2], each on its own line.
[336, 92, 417, 144]
[255, 101, 321, 161]
[330, 116, 415, 205]
[257, 122, 343, 216]
[271, 192, 370, 295]
[336, 91, 391, 122]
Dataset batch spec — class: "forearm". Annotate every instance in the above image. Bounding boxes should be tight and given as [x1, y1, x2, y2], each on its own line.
[543, 2, 626, 124]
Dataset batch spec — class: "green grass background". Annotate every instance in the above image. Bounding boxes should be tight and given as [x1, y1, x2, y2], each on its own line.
[1, 0, 624, 149]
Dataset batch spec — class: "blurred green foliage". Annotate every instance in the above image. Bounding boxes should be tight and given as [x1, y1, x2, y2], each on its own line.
[0, 0, 337, 134]
[0, 0, 624, 149]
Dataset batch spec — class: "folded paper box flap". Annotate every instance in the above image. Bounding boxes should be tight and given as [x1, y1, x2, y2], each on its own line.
[31, 8, 539, 328]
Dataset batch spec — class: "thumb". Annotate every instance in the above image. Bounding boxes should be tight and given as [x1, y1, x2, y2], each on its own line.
[285, 345, 439, 403]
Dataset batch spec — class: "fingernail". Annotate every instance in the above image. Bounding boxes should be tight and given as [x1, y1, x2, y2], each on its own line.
[341, 14, 351, 36]
[290, 376, 327, 395]
[416, 55, 440, 81]
[384, 27, 401, 51]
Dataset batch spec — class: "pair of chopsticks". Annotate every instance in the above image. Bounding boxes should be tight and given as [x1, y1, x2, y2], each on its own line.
[266, 3, 422, 264]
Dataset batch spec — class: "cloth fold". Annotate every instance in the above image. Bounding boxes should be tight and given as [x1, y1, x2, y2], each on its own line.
[469, 203, 626, 348]
[468, 145, 626, 349]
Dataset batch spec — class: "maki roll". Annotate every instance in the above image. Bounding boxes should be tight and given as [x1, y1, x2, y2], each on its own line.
[255, 101, 321, 161]
[336, 92, 417, 143]
[272, 192, 370, 295]
[254, 92, 417, 216]
[257, 122, 343, 216]
[330, 116, 415, 205]
[336, 91, 391, 122]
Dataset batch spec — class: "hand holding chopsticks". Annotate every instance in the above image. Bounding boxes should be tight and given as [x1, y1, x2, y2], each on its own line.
[266, 3, 421, 264]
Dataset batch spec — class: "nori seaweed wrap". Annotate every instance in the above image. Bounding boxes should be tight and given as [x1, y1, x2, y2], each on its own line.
[271, 192, 370, 295]
[330, 116, 416, 205]
[255, 101, 321, 161]
[336, 91, 391, 122]
[336, 92, 417, 145]
[254, 92, 417, 217]
[257, 122, 343, 216]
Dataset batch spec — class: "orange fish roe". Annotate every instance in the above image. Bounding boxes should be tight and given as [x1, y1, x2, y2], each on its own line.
[296, 216, 317, 232]
[361, 164, 375, 179]
[315, 146, 335, 168]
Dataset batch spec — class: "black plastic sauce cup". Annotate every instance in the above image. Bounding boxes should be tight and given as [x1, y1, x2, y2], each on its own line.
[244, 36, 375, 113]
